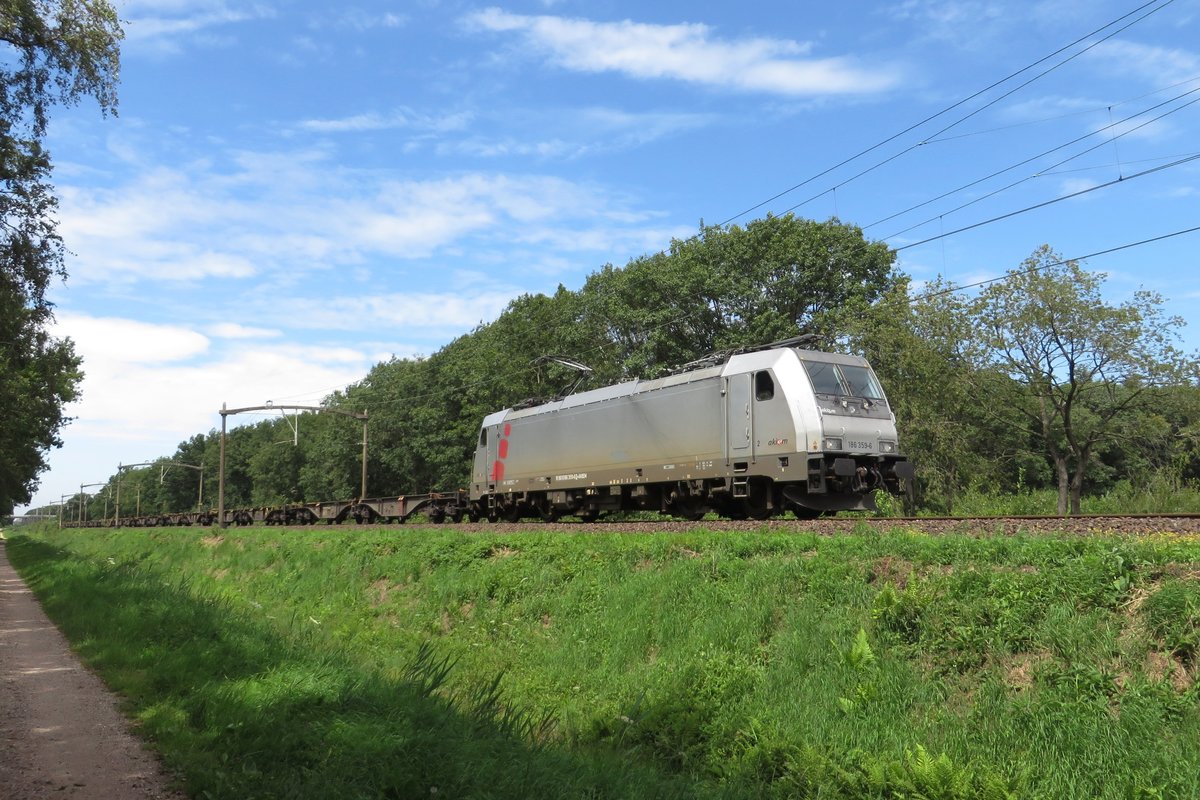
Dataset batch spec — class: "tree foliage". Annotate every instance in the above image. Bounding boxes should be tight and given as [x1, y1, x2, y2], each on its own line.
[578, 214, 896, 377]
[0, 0, 122, 513]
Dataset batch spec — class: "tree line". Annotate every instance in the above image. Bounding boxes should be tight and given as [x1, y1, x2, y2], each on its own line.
[50, 215, 1200, 522]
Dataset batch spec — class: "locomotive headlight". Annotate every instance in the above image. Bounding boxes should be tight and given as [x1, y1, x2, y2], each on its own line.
[823, 437, 843, 451]
[879, 440, 896, 453]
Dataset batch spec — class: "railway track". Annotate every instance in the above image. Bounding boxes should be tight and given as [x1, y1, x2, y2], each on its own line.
[228, 512, 1200, 536]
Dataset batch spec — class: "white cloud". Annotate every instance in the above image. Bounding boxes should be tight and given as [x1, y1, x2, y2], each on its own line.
[208, 322, 283, 339]
[263, 290, 519, 333]
[56, 314, 211, 364]
[578, 107, 715, 136]
[434, 106, 715, 160]
[58, 165, 265, 282]
[1000, 95, 1108, 125]
[1086, 41, 1200, 85]
[300, 108, 473, 134]
[1091, 115, 1178, 144]
[464, 8, 897, 96]
[120, 2, 275, 55]
[330, 9, 409, 31]
[888, 1, 1005, 41]
[120, 0, 241, 11]
[49, 313, 374, 446]
[124, 10, 250, 39]
[57, 153, 665, 287]
[1059, 177, 1102, 197]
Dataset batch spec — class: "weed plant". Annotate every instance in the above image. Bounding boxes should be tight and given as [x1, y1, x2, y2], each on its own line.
[9, 523, 1200, 799]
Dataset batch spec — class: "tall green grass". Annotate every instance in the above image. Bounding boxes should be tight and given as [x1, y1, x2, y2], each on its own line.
[9, 524, 1200, 799]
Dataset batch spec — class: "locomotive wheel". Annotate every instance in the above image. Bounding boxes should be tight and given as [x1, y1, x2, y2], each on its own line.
[745, 479, 776, 520]
[575, 510, 600, 523]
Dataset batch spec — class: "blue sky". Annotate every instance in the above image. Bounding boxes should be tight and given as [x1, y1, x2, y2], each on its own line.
[22, 0, 1200, 512]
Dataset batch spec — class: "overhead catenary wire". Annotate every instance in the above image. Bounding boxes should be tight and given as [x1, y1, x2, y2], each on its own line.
[918, 224, 1200, 299]
[893, 152, 1200, 252]
[882, 99, 1200, 245]
[708, 0, 1175, 230]
[918, 73, 1200, 145]
[866, 83, 1200, 233]
[1038, 150, 1200, 176]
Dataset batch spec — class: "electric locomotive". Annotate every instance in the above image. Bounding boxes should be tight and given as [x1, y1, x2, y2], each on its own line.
[470, 338, 914, 521]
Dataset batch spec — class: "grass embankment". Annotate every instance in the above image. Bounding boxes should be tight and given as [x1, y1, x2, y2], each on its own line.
[9, 524, 1200, 799]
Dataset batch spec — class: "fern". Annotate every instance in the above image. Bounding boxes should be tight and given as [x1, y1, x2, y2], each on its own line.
[844, 628, 876, 671]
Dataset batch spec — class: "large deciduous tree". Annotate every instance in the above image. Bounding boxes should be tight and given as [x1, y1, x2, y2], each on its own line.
[0, 0, 122, 513]
[968, 245, 1197, 515]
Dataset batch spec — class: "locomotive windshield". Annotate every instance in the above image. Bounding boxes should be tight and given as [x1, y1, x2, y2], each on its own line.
[803, 361, 886, 401]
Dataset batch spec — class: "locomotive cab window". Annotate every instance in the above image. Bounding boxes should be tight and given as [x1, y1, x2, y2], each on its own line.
[841, 365, 885, 400]
[755, 371, 775, 401]
[803, 361, 845, 396]
[802, 361, 888, 403]
[479, 429, 488, 446]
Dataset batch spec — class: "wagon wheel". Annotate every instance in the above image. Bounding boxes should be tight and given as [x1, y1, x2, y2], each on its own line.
[575, 510, 600, 524]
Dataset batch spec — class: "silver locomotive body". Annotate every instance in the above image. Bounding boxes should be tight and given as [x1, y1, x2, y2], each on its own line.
[470, 346, 913, 521]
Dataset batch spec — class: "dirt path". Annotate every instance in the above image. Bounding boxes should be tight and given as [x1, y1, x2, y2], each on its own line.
[0, 538, 186, 799]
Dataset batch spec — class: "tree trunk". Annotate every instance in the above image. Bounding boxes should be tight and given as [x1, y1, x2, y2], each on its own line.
[1068, 450, 1090, 516]
[1054, 456, 1070, 516]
